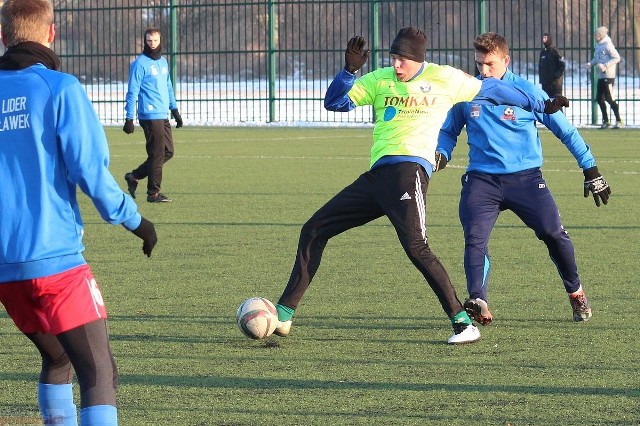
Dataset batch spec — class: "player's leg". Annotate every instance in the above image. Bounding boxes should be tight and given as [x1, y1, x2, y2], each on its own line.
[596, 79, 610, 127]
[26, 332, 77, 425]
[458, 172, 501, 325]
[37, 265, 118, 423]
[57, 320, 118, 424]
[603, 78, 622, 124]
[380, 163, 479, 343]
[506, 170, 591, 321]
[139, 119, 169, 201]
[162, 120, 175, 164]
[130, 119, 153, 182]
[276, 172, 383, 334]
[0, 281, 78, 425]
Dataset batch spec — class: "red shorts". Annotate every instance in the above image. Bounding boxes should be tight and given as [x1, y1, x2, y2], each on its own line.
[0, 264, 108, 335]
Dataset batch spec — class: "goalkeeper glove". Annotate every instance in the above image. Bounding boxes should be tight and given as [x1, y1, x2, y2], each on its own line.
[344, 36, 370, 74]
[583, 166, 611, 207]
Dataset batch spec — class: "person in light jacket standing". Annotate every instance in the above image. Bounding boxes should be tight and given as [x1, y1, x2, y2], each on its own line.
[586, 26, 623, 129]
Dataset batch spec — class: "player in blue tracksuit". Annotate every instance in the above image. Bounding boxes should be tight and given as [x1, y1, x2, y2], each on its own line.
[0, 1, 157, 424]
[436, 32, 611, 326]
[123, 27, 182, 203]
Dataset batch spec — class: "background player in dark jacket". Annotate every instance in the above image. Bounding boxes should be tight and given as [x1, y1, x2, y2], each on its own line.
[538, 32, 565, 97]
[0, 0, 157, 424]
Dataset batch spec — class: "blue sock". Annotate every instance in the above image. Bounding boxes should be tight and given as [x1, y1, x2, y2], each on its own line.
[80, 405, 118, 426]
[37, 383, 78, 426]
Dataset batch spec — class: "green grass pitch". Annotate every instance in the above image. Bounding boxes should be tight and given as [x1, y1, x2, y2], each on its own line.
[0, 126, 638, 425]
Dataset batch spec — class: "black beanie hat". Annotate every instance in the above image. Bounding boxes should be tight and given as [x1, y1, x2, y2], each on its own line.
[389, 27, 427, 62]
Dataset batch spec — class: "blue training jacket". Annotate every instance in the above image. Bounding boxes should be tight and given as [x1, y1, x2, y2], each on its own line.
[437, 70, 596, 174]
[0, 64, 142, 282]
[125, 54, 177, 120]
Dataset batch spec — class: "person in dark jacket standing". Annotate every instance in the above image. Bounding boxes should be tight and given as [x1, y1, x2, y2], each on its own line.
[538, 32, 565, 97]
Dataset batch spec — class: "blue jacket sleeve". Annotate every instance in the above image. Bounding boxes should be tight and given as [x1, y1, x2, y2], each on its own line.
[539, 111, 596, 170]
[167, 72, 177, 111]
[324, 68, 357, 112]
[124, 60, 142, 119]
[437, 104, 467, 161]
[474, 78, 547, 113]
[58, 81, 141, 230]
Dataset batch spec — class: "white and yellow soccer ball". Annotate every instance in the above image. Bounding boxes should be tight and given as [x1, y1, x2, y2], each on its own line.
[236, 297, 278, 340]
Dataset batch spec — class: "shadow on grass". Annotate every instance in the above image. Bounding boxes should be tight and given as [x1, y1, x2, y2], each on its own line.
[114, 373, 639, 398]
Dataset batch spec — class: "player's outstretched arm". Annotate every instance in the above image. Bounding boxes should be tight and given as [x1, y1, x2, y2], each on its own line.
[475, 78, 568, 114]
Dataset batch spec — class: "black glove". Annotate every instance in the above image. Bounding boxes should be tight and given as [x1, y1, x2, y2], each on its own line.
[344, 36, 369, 74]
[123, 119, 135, 134]
[583, 166, 611, 207]
[171, 109, 183, 128]
[434, 151, 448, 172]
[543, 96, 569, 114]
[130, 217, 158, 257]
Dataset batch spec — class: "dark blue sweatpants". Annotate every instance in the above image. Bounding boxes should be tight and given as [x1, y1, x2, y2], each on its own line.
[459, 168, 581, 302]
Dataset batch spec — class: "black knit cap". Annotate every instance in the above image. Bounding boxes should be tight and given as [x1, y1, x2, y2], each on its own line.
[389, 27, 427, 62]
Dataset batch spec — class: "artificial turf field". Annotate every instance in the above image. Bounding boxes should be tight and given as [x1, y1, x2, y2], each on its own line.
[0, 126, 638, 425]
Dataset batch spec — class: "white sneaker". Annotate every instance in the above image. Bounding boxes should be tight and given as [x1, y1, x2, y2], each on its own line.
[447, 324, 481, 345]
[274, 320, 292, 337]
[613, 121, 624, 129]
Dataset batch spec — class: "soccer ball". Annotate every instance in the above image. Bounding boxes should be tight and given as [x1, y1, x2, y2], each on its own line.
[236, 297, 278, 340]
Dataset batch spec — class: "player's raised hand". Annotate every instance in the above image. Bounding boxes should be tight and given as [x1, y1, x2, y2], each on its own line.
[583, 166, 611, 207]
[344, 36, 369, 74]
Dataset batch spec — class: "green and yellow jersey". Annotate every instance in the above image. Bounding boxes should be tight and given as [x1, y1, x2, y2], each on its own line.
[348, 64, 481, 168]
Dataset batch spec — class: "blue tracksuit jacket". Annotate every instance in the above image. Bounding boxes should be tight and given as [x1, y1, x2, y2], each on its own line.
[0, 64, 142, 282]
[125, 54, 177, 120]
[437, 70, 596, 172]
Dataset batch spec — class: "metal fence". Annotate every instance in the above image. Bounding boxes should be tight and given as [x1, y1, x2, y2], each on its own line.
[4, 0, 639, 126]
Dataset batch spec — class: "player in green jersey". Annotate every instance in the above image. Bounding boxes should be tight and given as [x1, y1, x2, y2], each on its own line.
[273, 27, 567, 344]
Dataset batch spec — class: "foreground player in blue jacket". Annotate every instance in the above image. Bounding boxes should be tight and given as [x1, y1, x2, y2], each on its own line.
[0, 1, 157, 424]
[436, 32, 611, 326]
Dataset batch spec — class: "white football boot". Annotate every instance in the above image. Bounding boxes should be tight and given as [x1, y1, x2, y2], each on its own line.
[447, 324, 481, 345]
[274, 320, 292, 337]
